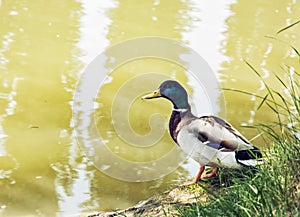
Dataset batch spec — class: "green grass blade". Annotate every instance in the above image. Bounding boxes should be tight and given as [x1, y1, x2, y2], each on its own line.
[291, 45, 300, 58]
[276, 20, 300, 34]
[243, 59, 262, 78]
[256, 93, 269, 111]
[265, 35, 300, 59]
[222, 88, 288, 112]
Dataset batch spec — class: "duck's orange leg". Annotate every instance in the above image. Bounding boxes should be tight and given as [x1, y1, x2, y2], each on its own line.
[182, 166, 205, 186]
[202, 167, 218, 178]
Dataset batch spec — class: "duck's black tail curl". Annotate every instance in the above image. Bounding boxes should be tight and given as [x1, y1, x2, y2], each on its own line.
[235, 147, 263, 167]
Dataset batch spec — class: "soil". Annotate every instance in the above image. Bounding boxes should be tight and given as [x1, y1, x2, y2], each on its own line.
[87, 185, 208, 217]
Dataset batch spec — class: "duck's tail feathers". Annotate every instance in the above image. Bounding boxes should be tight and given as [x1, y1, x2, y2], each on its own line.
[236, 147, 264, 167]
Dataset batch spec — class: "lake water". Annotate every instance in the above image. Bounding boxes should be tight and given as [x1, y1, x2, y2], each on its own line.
[0, 0, 299, 216]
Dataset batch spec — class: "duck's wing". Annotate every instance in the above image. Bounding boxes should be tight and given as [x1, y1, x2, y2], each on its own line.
[187, 116, 254, 151]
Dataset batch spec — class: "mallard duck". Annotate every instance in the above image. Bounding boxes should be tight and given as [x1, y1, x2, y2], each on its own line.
[142, 80, 262, 185]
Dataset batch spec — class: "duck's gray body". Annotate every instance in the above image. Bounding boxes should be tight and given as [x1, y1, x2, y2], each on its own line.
[170, 109, 261, 168]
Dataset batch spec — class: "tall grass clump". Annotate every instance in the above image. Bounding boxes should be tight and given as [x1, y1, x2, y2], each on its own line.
[177, 53, 299, 216]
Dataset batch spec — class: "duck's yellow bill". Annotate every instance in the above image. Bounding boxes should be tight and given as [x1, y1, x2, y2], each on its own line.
[141, 89, 161, 100]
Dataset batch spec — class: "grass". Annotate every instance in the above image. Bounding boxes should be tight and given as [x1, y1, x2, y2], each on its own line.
[176, 46, 300, 216]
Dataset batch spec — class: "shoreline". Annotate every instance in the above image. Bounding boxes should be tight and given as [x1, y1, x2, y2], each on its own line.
[87, 185, 208, 217]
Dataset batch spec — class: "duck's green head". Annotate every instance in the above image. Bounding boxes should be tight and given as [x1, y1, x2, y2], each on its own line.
[142, 80, 190, 109]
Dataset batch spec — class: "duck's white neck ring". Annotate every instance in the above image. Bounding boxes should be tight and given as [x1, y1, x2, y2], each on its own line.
[173, 108, 189, 113]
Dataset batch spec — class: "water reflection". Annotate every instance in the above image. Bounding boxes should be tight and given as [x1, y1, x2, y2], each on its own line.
[0, 0, 83, 216]
[106, 0, 193, 44]
[0, 0, 299, 216]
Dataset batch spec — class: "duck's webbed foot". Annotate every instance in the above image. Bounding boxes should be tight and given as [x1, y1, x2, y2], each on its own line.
[202, 167, 218, 178]
[181, 166, 205, 186]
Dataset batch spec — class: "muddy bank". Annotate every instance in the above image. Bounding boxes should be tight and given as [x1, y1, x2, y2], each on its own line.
[87, 185, 208, 217]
